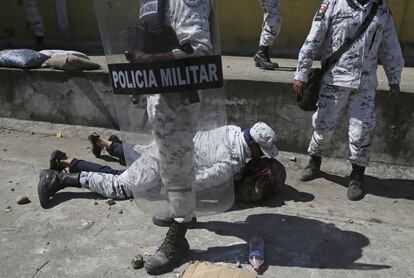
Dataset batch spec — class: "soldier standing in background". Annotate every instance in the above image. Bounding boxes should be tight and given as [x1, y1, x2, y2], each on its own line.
[293, 0, 404, 201]
[254, 0, 282, 70]
[22, 0, 45, 49]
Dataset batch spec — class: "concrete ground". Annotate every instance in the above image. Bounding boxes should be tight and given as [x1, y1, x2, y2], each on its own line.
[0, 118, 413, 278]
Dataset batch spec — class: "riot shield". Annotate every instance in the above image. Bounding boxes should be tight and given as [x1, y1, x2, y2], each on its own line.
[94, 0, 234, 218]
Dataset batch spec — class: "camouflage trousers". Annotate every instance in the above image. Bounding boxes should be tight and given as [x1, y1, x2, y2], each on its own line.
[22, 0, 45, 37]
[308, 84, 376, 167]
[258, 0, 282, 47]
[147, 93, 199, 223]
[79, 171, 133, 199]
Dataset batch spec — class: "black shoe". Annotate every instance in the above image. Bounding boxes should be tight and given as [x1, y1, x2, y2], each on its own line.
[108, 134, 122, 144]
[88, 132, 102, 158]
[49, 150, 67, 172]
[152, 211, 197, 228]
[347, 164, 365, 201]
[254, 45, 279, 70]
[144, 221, 190, 275]
[299, 155, 321, 182]
[38, 169, 80, 208]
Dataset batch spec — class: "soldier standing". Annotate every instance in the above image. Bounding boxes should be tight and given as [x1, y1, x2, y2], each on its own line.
[254, 0, 282, 70]
[293, 0, 404, 201]
[22, 0, 45, 49]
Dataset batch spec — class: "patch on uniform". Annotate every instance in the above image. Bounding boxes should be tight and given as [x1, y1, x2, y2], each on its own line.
[315, 0, 331, 21]
[336, 12, 353, 19]
[184, 0, 201, 7]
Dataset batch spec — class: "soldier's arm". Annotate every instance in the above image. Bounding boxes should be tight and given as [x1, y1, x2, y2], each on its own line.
[195, 160, 234, 190]
[379, 9, 404, 87]
[294, 0, 334, 82]
[171, 0, 213, 59]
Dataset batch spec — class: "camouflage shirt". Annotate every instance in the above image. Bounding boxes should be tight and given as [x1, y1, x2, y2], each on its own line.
[167, 0, 213, 58]
[294, 0, 404, 89]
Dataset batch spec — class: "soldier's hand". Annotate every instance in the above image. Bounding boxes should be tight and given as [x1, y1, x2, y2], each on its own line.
[293, 80, 305, 95]
[389, 84, 400, 95]
[124, 50, 147, 63]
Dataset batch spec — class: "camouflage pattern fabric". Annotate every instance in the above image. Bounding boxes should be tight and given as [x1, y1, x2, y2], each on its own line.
[22, 0, 45, 37]
[77, 125, 247, 204]
[308, 84, 376, 166]
[168, 0, 212, 58]
[258, 0, 282, 47]
[295, 0, 404, 166]
[79, 171, 135, 199]
[147, 93, 199, 222]
[294, 0, 404, 89]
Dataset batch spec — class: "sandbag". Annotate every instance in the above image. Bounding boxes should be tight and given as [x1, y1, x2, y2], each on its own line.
[39, 49, 90, 59]
[0, 49, 48, 69]
[43, 55, 101, 71]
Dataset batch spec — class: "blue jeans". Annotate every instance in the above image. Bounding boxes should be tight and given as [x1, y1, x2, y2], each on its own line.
[69, 142, 140, 175]
[108, 142, 141, 165]
[69, 159, 125, 175]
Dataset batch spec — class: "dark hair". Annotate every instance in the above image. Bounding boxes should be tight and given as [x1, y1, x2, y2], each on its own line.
[256, 175, 275, 199]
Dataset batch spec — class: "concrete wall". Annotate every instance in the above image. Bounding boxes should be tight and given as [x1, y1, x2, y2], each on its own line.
[1, 67, 413, 167]
[1, 0, 413, 59]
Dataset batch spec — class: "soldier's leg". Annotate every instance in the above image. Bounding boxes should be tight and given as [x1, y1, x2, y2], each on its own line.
[254, 0, 282, 69]
[346, 88, 376, 201]
[347, 88, 376, 167]
[259, 0, 282, 47]
[79, 171, 133, 199]
[144, 93, 198, 275]
[81, 151, 161, 199]
[147, 93, 198, 221]
[301, 84, 350, 181]
[308, 85, 350, 156]
[22, 0, 45, 39]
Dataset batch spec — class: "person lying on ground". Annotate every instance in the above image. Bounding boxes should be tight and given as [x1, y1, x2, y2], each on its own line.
[38, 123, 282, 217]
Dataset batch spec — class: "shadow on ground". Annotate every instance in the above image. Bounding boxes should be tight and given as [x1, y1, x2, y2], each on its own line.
[231, 183, 315, 211]
[273, 66, 297, 72]
[46, 191, 113, 208]
[191, 213, 390, 271]
[322, 173, 414, 200]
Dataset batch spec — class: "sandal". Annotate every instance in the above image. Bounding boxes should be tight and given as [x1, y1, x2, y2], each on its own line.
[88, 132, 102, 157]
[49, 150, 67, 172]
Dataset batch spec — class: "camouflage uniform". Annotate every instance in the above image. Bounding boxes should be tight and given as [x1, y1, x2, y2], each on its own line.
[22, 0, 45, 37]
[78, 126, 248, 199]
[294, 0, 404, 166]
[258, 0, 282, 47]
[146, 0, 213, 222]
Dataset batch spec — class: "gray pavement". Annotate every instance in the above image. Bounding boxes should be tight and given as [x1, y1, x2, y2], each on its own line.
[0, 118, 413, 278]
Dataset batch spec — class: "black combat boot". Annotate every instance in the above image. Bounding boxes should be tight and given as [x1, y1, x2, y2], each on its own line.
[299, 155, 322, 182]
[152, 211, 197, 228]
[254, 45, 279, 70]
[347, 164, 365, 201]
[144, 221, 190, 275]
[37, 169, 80, 208]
